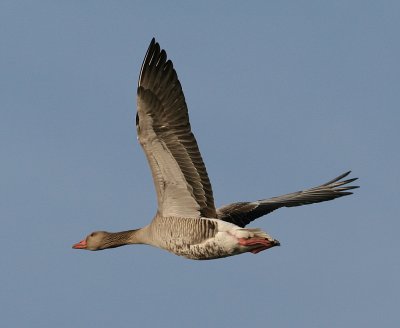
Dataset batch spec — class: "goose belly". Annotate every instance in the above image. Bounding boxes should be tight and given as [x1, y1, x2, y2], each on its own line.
[149, 217, 245, 260]
[183, 232, 244, 260]
[156, 232, 240, 260]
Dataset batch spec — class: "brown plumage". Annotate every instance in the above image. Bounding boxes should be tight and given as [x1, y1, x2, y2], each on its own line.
[72, 38, 358, 260]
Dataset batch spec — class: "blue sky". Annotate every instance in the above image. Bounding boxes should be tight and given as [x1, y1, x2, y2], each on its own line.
[1, 1, 399, 327]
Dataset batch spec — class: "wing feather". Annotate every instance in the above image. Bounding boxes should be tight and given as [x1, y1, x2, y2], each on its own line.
[137, 38, 216, 218]
[216, 171, 359, 227]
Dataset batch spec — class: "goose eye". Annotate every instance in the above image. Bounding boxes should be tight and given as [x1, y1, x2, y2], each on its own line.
[90, 233, 95, 237]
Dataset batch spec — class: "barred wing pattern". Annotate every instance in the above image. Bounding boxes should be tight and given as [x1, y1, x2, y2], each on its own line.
[137, 39, 216, 219]
[216, 171, 359, 227]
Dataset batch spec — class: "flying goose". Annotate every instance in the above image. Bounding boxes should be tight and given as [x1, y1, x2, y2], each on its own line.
[73, 38, 358, 260]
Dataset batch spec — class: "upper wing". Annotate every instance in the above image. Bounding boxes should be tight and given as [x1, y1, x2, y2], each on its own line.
[136, 38, 216, 219]
[216, 171, 359, 227]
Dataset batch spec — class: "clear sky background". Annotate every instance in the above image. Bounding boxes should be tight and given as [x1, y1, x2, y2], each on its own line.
[1, 1, 399, 327]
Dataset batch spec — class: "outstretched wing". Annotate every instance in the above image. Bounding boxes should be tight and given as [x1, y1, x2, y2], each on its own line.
[136, 38, 216, 219]
[216, 171, 358, 227]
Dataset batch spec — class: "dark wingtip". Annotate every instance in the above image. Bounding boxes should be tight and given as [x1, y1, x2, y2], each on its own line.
[343, 177, 358, 184]
[149, 37, 156, 48]
[342, 185, 360, 190]
[322, 171, 359, 186]
[339, 191, 354, 196]
[138, 38, 160, 88]
[340, 171, 352, 179]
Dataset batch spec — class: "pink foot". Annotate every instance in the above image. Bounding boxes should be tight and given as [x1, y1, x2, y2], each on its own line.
[238, 237, 280, 254]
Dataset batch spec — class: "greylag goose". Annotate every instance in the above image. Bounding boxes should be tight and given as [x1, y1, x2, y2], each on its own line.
[73, 38, 358, 260]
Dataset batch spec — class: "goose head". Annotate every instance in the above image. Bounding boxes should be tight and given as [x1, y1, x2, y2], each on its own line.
[72, 231, 110, 251]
